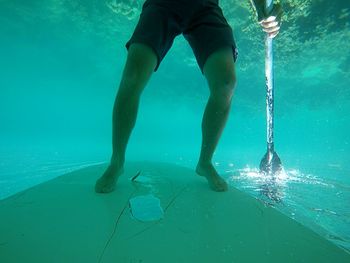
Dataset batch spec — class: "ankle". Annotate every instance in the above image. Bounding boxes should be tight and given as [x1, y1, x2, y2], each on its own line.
[110, 155, 124, 167]
[197, 160, 213, 168]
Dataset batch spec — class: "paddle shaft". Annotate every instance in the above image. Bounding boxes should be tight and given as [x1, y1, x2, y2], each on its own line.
[265, 0, 275, 154]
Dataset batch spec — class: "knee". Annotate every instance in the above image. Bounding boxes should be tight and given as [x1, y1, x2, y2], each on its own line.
[118, 64, 148, 99]
[117, 43, 157, 98]
[221, 72, 236, 92]
[209, 72, 236, 103]
[125, 43, 156, 84]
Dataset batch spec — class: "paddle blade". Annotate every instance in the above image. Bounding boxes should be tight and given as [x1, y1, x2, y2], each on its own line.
[259, 151, 282, 175]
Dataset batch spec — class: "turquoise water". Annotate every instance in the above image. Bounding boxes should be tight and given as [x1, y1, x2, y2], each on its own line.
[1, 0, 349, 252]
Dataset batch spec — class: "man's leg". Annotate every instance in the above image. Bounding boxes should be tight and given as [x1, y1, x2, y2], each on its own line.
[95, 43, 157, 193]
[196, 46, 236, 192]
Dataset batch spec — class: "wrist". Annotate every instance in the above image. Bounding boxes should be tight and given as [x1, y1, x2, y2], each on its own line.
[251, 0, 267, 21]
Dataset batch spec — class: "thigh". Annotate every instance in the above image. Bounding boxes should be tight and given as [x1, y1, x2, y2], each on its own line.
[125, 2, 182, 72]
[183, 2, 238, 75]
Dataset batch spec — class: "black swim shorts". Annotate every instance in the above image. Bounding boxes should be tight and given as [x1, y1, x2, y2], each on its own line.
[125, 0, 238, 74]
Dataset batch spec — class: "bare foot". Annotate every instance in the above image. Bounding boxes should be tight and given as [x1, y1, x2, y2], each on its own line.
[196, 162, 228, 192]
[95, 161, 124, 193]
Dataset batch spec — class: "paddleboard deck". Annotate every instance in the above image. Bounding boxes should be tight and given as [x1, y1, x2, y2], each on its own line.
[1, 161, 349, 262]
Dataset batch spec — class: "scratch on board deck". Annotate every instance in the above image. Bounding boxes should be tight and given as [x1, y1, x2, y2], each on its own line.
[97, 189, 137, 263]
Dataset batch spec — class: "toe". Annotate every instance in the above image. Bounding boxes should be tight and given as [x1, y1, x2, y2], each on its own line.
[102, 185, 115, 193]
[95, 180, 102, 193]
[217, 180, 228, 192]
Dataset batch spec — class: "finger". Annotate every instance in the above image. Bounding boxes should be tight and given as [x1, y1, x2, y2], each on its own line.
[259, 16, 276, 24]
[268, 31, 279, 38]
[260, 18, 280, 29]
[263, 26, 280, 33]
[263, 3, 283, 25]
[261, 21, 279, 28]
[265, 16, 276, 23]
